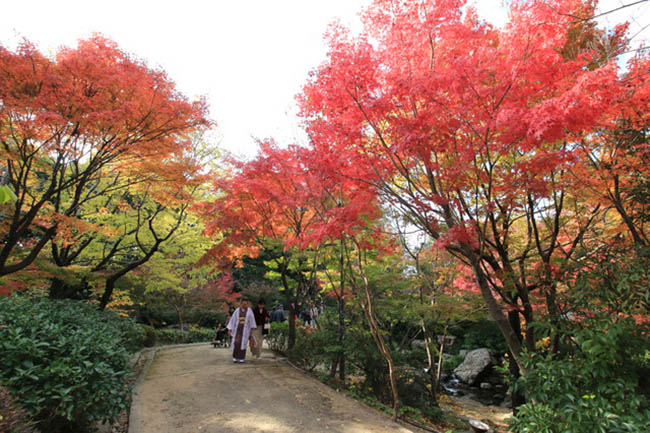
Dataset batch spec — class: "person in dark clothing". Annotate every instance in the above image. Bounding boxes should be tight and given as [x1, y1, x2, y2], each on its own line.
[270, 304, 285, 322]
[300, 309, 311, 326]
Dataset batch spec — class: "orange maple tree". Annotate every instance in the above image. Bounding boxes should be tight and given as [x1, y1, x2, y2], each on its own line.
[0, 36, 209, 279]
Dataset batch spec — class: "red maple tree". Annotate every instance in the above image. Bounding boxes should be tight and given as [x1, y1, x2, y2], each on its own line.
[197, 140, 377, 347]
[298, 0, 630, 375]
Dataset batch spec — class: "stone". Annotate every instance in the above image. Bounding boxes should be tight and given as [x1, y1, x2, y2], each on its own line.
[459, 349, 469, 357]
[469, 419, 490, 433]
[480, 382, 492, 390]
[453, 348, 495, 385]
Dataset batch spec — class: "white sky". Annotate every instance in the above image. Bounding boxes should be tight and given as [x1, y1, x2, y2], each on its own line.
[1, 1, 647, 159]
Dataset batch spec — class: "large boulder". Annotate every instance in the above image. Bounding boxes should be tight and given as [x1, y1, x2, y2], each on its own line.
[454, 348, 495, 385]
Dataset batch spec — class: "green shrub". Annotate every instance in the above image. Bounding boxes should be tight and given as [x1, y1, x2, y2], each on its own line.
[309, 311, 346, 368]
[343, 325, 391, 400]
[442, 354, 465, 371]
[396, 367, 437, 414]
[510, 245, 650, 433]
[267, 322, 289, 353]
[451, 319, 507, 355]
[138, 324, 157, 347]
[510, 317, 650, 433]
[142, 306, 178, 327]
[267, 319, 337, 371]
[287, 327, 321, 371]
[113, 317, 146, 353]
[143, 307, 225, 329]
[154, 328, 214, 345]
[0, 296, 135, 433]
[190, 310, 225, 328]
[0, 386, 39, 433]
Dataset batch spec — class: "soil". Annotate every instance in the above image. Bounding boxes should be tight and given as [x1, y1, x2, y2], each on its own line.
[127, 343, 424, 433]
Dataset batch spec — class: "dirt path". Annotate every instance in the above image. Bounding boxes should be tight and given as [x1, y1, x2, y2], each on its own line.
[129, 344, 421, 433]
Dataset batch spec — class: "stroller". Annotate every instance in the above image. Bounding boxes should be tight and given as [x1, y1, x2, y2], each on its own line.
[212, 323, 230, 348]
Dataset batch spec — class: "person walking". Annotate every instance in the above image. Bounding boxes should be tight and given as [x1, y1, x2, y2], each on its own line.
[227, 298, 256, 363]
[251, 299, 270, 358]
[270, 303, 285, 322]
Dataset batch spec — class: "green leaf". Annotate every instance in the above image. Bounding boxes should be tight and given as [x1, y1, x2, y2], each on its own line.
[0, 185, 17, 204]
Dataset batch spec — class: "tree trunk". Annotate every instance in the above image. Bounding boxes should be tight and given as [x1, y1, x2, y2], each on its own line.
[336, 239, 347, 383]
[336, 296, 346, 383]
[99, 276, 118, 310]
[467, 251, 526, 375]
[508, 310, 527, 410]
[360, 277, 400, 420]
[287, 301, 297, 350]
[434, 324, 450, 403]
[422, 321, 439, 405]
[366, 309, 400, 420]
[279, 260, 298, 350]
[329, 359, 338, 378]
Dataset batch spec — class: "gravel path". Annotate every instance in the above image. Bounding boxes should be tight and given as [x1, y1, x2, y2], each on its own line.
[129, 343, 420, 433]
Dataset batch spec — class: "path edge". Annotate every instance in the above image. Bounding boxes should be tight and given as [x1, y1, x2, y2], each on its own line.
[279, 356, 435, 433]
[127, 343, 211, 433]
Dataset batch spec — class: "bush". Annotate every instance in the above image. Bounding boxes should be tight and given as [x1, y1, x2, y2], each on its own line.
[510, 317, 650, 433]
[154, 328, 214, 345]
[0, 386, 39, 433]
[142, 306, 226, 329]
[0, 296, 136, 432]
[267, 322, 289, 353]
[287, 326, 322, 371]
[343, 325, 391, 400]
[190, 310, 225, 329]
[113, 317, 146, 353]
[451, 319, 507, 355]
[442, 353, 465, 371]
[138, 324, 157, 347]
[267, 319, 339, 372]
[396, 367, 436, 413]
[310, 311, 346, 369]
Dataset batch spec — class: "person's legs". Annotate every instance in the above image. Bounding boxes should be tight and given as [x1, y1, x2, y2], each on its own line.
[233, 345, 246, 361]
[233, 324, 246, 361]
[251, 328, 263, 357]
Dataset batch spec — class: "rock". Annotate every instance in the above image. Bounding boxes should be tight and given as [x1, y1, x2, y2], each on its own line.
[459, 349, 469, 357]
[453, 348, 495, 385]
[480, 382, 492, 390]
[469, 419, 490, 433]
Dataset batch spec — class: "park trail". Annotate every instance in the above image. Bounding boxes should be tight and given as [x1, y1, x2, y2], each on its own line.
[128, 343, 424, 433]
